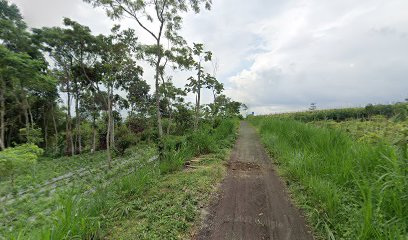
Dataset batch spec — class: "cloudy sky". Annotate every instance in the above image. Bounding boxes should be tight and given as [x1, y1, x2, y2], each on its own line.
[11, 0, 408, 114]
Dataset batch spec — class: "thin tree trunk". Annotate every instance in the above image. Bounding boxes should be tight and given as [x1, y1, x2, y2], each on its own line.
[155, 49, 163, 138]
[111, 116, 114, 148]
[167, 107, 173, 135]
[51, 105, 59, 152]
[194, 61, 201, 131]
[212, 88, 218, 123]
[66, 87, 74, 156]
[106, 86, 112, 169]
[51, 105, 58, 138]
[91, 114, 97, 153]
[23, 104, 30, 138]
[160, 70, 172, 136]
[0, 80, 5, 150]
[44, 113, 48, 150]
[75, 91, 82, 154]
[27, 100, 34, 129]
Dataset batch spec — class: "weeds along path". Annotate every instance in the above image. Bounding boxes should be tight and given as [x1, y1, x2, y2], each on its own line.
[195, 122, 313, 240]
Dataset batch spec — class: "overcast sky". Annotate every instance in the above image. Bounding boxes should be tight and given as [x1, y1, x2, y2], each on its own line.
[10, 0, 408, 114]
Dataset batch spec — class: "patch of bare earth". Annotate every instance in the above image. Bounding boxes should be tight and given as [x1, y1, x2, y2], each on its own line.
[193, 122, 313, 240]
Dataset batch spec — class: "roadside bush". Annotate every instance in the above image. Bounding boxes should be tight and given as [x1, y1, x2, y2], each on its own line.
[7, 119, 239, 239]
[160, 135, 191, 174]
[213, 119, 237, 147]
[187, 126, 217, 156]
[160, 119, 239, 174]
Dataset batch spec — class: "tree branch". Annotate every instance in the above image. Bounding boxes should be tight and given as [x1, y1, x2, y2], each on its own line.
[113, 0, 158, 41]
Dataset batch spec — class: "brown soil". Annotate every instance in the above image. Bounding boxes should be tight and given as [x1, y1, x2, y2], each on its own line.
[194, 122, 314, 240]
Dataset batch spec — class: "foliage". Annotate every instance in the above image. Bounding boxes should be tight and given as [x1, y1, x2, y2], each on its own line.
[84, 0, 213, 139]
[267, 102, 408, 122]
[0, 2, 245, 239]
[249, 116, 408, 239]
[0, 144, 43, 185]
[108, 153, 228, 239]
[19, 126, 44, 145]
[0, 147, 154, 238]
[0, 119, 239, 239]
[160, 119, 239, 174]
[311, 116, 408, 146]
[115, 124, 139, 155]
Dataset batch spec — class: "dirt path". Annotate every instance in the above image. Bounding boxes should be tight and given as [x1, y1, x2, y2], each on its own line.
[195, 122, 313, 240]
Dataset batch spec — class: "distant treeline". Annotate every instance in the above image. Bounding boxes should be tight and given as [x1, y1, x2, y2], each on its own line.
[262, 102, 408, 122]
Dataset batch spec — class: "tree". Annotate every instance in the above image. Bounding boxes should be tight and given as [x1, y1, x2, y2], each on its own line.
[95, 26, 143, 167]
[1, 0, 54, 150]
[185, 43, 213, 130]
[84, 0, 212, 140]
[123, 73, 151, 117]
[213, 94, 245, 118]
[0, 45, 53, 150]
[160, 78, 186, 134]
[34, 18, 99, 155]
[80, 90, 106, 153]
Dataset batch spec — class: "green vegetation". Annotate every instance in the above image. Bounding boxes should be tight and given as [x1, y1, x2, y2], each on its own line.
[0, 1, 244, 239]
[1, 146, 155, 237]
[1, 119, 238, 239]
[271, 102, 408, 122]
[0, 144, 43, 186]
[249, 105, 408, 239]
[106, 149, 230, 239]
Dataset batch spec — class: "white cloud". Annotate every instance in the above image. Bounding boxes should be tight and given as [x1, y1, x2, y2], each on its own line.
[10, 0, 408, 114]
[221, 0, 408, 113]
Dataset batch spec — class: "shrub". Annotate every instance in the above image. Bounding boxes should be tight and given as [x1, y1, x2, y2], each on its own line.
[19, 126, 43, 145]
[115, 125, 139, 155]
[187, 128, 216, 156]
[0, 144, 43, 186]
[160, 135, 191, 174]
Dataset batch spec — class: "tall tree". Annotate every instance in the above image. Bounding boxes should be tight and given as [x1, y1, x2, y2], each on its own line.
[185, 43, 212, 130]
[34, 26, 75, 155]
[84, 0, 212, 140]
[0, 0, 54, 150]
[96, 26, 143, 167]
[34, 18, 99, 155]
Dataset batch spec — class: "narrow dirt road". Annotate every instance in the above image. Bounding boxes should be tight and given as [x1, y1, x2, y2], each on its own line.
[195, 122, 313, 240]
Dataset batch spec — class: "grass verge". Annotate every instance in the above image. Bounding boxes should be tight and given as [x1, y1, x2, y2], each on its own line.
[249, 117, 407, 240]
[106, 151, 230, 239]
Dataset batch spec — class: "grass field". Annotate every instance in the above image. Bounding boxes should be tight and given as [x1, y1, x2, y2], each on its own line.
[1, 119, 238, 240]
[1, 146, 156, 238]
[249, 115, 408, 239]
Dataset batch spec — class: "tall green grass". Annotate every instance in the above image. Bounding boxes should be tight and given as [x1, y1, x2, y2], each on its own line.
[249, 117, 408, 239]
[160, 119, 239, 174]
[8, 119, 239, 239]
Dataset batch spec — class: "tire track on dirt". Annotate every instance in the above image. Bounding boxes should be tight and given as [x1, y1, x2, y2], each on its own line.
[195, 121, 313, 240]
